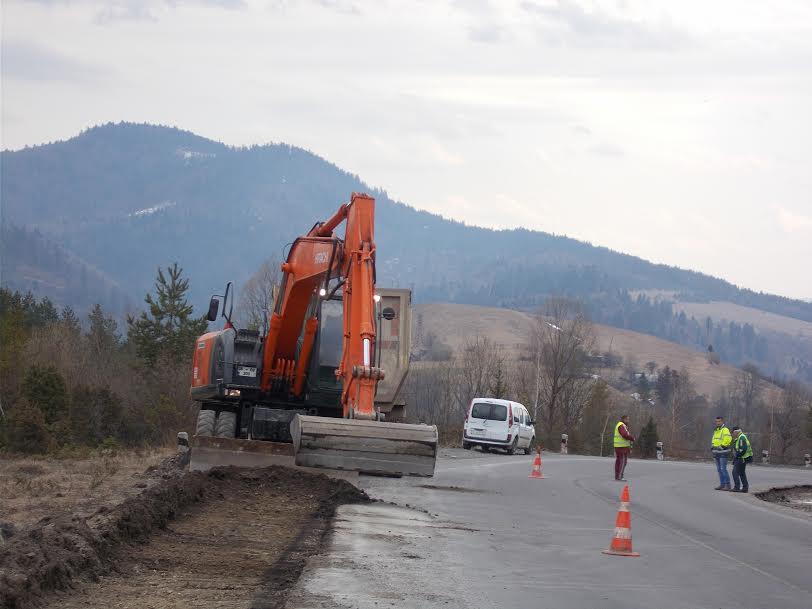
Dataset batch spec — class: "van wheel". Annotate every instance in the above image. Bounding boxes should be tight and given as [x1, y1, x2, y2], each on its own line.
[506, 438, 518, 455]
[462, 442, 472, 450]
[525, 437, 536, 455]
[480, 445, 489, 453]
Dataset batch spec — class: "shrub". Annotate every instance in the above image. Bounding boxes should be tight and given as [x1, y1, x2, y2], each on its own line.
[4, 399, 51, 454]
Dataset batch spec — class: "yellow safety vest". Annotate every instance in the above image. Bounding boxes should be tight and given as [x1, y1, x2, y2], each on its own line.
[736, 433, 753, 460]
[711, 426, 732, 449]
[614, 421, 631, 448]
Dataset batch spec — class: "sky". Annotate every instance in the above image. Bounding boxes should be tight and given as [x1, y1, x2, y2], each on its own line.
[2, 0, 812, 300]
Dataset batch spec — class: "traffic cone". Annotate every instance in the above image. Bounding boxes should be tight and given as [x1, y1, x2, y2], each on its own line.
[602, 484, 640, 557]
[529, 446, 543, 479]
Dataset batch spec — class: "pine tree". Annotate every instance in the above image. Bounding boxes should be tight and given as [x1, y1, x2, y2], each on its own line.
[61, 305, 82, 336]
[87, 303, 120, 358]
[21, 365, 69, 425]
[638, 416, 660, 459]
[126, 263, 208, 365]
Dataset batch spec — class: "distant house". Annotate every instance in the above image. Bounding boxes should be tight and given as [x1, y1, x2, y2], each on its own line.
[634, 371, 659, 384]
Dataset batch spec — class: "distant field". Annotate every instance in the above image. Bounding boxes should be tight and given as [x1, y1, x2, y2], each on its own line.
[674, 301, 812, 344]
[413, 302, 784, 403]
[0, 448, 172, 530]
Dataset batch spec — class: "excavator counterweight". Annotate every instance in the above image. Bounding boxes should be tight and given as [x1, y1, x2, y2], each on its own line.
[189, 193, 437, 477]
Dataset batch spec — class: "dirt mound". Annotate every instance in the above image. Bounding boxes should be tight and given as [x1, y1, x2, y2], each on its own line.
[756, 485, 812, 514]
[0, 466, 367, 609]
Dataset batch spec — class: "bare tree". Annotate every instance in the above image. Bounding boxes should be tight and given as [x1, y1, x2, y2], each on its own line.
[236, 258, 280, 331]
[455, 335, 500, 408]
[731, 363, 761, 428]
[773, 381, 809, 460]
[667, 368, 696, 450]
[532, 297, 595, 446]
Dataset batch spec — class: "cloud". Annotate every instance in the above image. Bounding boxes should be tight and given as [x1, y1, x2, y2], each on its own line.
[310, 0, 361, 16]
[521, 0, 687, 49]
[777, 208, 812, 234]
[588, 142, 624, 157]
[467, 24, 508, 44]
[0, 39, 112, 84]
[25, 1, 249, 25]
[95, 1, 159, 24]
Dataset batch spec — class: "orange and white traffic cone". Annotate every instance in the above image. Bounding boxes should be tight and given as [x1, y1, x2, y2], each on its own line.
[529, 446, 543, 479]
[602, 484, 639, 557]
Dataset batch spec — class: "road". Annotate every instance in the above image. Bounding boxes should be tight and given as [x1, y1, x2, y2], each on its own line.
[286, 449, 812, 609]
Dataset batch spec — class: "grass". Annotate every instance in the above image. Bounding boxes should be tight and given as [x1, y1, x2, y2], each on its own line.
[0, 447, 173, 530]
[414, 302, 785, 402]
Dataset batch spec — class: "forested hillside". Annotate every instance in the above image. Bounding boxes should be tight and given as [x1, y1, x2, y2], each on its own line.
[0, 223, 132, 314]
[2, 122, 812, 381]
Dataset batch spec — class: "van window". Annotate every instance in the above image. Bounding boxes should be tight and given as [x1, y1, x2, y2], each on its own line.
[470, 402, 507, 421]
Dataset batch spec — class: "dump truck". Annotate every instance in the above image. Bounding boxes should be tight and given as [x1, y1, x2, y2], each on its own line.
[188, 193, 437, 476]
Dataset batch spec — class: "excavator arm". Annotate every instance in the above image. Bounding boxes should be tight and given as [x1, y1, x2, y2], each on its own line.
[258, 193, 382, 418]
[261, 193, 437, 476]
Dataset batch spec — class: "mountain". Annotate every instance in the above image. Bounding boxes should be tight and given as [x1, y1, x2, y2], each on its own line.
[0, 223, 133, 315]
[2, 122, 811, 381]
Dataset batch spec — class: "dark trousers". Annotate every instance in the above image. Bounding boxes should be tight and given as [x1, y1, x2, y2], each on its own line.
[732, 460, 749, 490]
[615, 447, 630, 479]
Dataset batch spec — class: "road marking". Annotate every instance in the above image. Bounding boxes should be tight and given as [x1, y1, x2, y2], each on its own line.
[574, 477, 811, 596]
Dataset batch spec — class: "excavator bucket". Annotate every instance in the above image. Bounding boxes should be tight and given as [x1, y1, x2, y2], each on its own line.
[291, 415, 438, 477]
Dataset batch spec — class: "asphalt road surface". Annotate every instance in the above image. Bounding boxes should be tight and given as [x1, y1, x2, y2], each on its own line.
[286, 449, 812, 609]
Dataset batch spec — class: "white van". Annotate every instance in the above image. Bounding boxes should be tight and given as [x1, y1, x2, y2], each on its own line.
[462, 398, 536, 454]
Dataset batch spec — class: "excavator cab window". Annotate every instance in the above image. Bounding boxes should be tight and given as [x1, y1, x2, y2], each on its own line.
[315, 298, 343, 388]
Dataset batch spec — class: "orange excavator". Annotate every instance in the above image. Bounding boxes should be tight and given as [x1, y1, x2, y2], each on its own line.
[189, 193, 437, 476]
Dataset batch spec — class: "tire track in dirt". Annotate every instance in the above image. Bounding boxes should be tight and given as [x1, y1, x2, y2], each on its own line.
[1, 467, 367, 609]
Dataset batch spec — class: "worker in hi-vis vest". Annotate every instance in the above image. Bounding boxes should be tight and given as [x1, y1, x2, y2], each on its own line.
[730, 426, 753, 493]
[613, 415, 635, 481]
[711, 415, 733, 490]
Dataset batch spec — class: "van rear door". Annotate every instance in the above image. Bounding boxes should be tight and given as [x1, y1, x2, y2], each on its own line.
[467, 401, 508, 442]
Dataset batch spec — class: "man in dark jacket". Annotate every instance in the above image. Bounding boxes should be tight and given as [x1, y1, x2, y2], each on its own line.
[731, 426, 753, 493]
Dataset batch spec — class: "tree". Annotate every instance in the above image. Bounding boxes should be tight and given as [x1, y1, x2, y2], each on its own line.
[655, 365, 674, 406]
[60, 305, 82, 336]
[4, 399, 51, 454]
[127, 263, 208, 365]
[665, 368, 696, 450]
[88, 303, 120, 357]
[637, 416, 660, 458]
[807, 403, 812, 440]
[21, 365, 69, 425]
[637, 375, 651, 400]
[772, 381, 809, 460]
[488, 349, 510, 398]
[455, 336, 501, 407]
[236, 257, 280, 331]
[70, 385, 124, 446]
[532, 297, 595, 446]
[731, 364, 761, 428]
[645, 361, 657, 374]
[576, 379, 613, 455]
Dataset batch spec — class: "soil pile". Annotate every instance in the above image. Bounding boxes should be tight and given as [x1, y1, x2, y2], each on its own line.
[756, 485, 812, 514]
